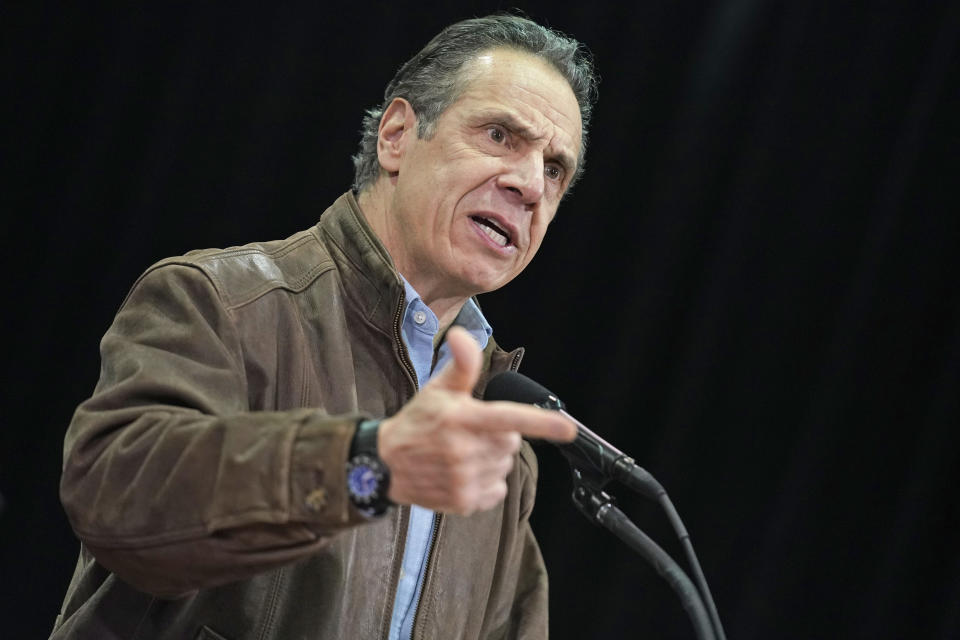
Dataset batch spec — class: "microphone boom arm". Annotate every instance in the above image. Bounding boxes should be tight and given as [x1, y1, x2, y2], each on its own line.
[484, 371, 726, 640]
[569, 472, 716, 640]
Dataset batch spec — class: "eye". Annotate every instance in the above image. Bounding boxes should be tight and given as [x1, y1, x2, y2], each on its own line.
[487, 125, 507, 144]
[545, 164, 563, 182]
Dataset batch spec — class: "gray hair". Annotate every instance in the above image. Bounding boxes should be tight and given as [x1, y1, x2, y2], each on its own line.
[351, 14, 598, 193]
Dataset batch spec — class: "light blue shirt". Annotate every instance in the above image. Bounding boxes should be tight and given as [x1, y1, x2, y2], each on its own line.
[388, 276, 492, 640]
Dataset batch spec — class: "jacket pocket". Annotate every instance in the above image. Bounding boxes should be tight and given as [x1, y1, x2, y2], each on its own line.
[194, 626, 230, 640]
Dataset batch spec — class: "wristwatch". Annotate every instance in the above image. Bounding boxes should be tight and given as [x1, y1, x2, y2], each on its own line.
[346, 419, 392, 517]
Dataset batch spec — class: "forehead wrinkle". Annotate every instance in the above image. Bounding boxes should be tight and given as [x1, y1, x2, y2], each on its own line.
[457, 49, 582, 177]
[511, 81, 580, 133]
[509, 82, 581, 173]
[462, 57, 580, 136]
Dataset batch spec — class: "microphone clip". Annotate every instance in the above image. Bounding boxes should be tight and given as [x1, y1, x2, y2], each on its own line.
[570, 468, 617, 526]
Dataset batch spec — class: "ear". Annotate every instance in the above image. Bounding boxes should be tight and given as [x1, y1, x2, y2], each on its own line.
[377, 98, 417, 175]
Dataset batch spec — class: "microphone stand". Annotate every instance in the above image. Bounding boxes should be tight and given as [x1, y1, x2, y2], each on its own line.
[484, 375, 726, 640]
[544, 404, 726, 640]
[569, 468, 716, 640]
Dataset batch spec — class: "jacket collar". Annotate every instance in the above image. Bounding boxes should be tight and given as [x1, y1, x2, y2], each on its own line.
[315, 191, 524, 385]
[315, 191, 404, 333]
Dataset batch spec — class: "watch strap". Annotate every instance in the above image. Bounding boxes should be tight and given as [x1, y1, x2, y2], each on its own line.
[351, 418, 382, 458]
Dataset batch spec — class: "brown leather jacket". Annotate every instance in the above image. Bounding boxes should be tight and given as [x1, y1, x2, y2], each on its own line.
[52, 192, 548, 639]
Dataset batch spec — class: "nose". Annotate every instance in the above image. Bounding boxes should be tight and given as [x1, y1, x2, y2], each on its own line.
[498, 151, 545, 206]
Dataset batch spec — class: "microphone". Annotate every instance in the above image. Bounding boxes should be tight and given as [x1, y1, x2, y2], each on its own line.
[485, 372, 728, 640]
[483, 371, 663, 499]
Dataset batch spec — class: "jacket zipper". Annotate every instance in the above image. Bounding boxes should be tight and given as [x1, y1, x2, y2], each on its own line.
[509, 349, 523, 372]
[395, 284, 439, 640]
[382, 289, 421, 640]
[382, 505, 412, 640]
[392, 290, 419, 393]
[408, 512, 442, 639]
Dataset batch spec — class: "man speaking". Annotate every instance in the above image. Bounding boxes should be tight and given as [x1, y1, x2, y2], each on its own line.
[51, 14, 597, 639]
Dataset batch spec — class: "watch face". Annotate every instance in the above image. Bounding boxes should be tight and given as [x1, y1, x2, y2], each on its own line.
[347, 464, 381, 501]
[346, 453, 390, 516]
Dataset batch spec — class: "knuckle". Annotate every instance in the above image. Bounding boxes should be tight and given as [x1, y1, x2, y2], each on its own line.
[481, 482, 508, 510]
[449, 464, 471, 487]
[444, 443, 471, 468]
[451, 488, 475, 514]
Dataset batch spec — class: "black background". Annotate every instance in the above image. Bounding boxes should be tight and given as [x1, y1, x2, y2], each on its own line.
[2, 2, 958, 638]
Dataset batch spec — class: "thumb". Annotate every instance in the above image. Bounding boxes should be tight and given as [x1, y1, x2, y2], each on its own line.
[428, 326, 482, 394]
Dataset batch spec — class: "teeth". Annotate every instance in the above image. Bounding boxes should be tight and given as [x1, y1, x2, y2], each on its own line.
[471, 216, 511, 247]
[479, 221, 509, 247]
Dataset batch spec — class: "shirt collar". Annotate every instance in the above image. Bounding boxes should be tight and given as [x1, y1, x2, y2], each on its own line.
[399, 276, 492, 349]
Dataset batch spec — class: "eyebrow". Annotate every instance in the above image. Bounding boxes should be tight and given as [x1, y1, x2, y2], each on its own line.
[479, 111, 578, 177]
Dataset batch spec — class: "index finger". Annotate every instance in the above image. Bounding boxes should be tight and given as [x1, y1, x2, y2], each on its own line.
[463, 400, 577, 442]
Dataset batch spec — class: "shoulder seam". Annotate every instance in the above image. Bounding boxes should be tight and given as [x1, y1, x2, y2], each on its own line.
[133, 231, 336, 310]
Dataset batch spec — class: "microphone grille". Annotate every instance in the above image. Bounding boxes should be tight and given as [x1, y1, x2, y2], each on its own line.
[484, 371, 557, 405]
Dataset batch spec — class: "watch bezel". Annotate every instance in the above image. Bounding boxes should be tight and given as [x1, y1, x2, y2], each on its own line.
[346, 453, 389, 504]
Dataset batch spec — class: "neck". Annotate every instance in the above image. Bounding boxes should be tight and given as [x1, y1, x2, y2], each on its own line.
[356, 181, 470, 328]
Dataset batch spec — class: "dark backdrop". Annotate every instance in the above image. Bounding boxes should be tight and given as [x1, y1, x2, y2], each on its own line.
[3, 2, 958, 638]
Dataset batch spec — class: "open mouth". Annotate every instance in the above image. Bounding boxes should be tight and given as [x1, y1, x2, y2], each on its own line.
[470, 216, 512, 248]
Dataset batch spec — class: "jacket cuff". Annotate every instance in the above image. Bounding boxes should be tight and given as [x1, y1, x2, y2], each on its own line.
[289, 413, 369, 526]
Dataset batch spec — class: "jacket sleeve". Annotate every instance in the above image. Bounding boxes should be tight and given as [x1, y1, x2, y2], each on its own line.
[60, 262, 370, 598]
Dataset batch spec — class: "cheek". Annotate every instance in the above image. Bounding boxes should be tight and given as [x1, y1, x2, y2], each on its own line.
[515, 228, 547, 273]
[444, 154, 507, 189]
[528, 218, 552, 251]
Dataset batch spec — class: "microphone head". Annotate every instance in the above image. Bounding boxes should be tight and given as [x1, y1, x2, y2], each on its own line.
[484, 371, 565, 409]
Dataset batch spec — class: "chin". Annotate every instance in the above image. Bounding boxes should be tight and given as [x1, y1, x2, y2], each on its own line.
[467, 274, 515, 295]
[453, 257, 523, 295]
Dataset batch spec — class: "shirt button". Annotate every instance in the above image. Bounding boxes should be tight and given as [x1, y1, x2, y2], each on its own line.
[413, 310, 427, 325]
